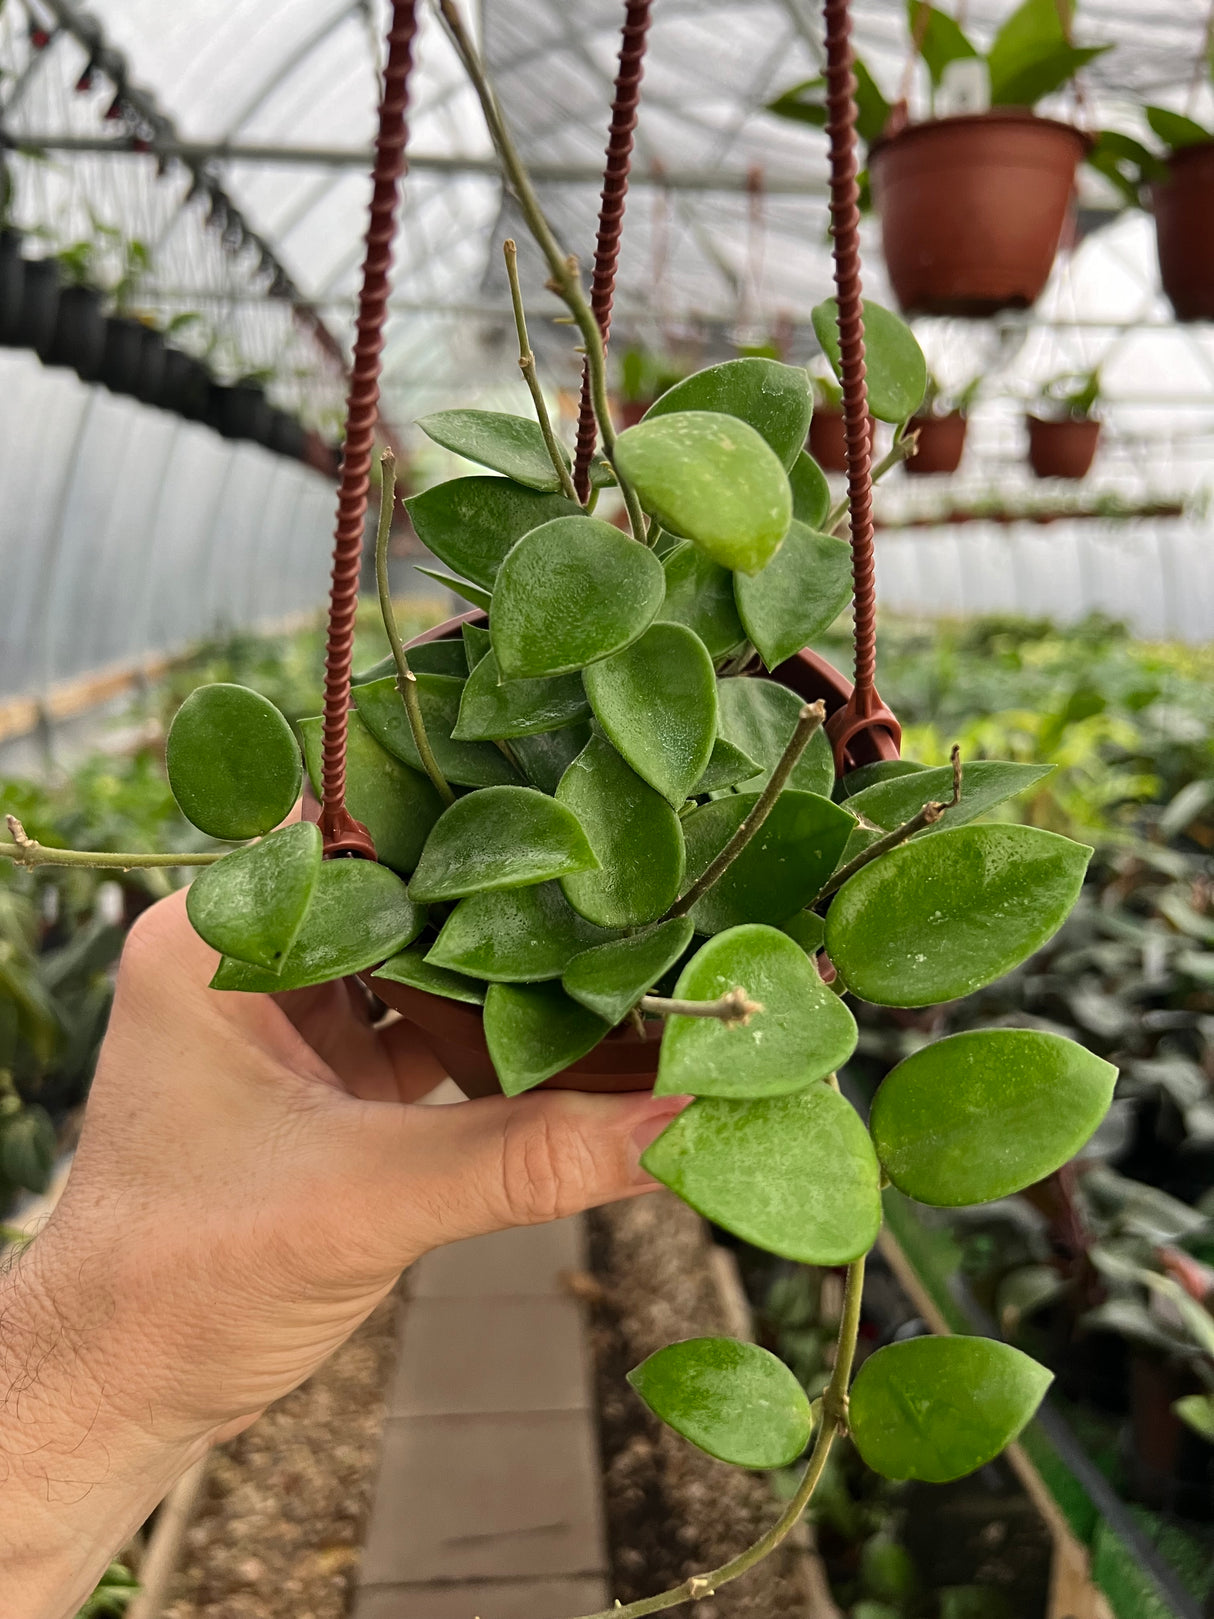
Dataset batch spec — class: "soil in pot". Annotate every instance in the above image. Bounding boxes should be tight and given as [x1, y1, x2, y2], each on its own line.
[871, 111, 1087, 316]
[21, 257, 62, 362]
[43, 283, 106, 380]
[0, 230, 26, 346]
[1026, 415, 1100, 480]
[1152, 141, 1214, 322]
[808, 408, 874, 473]
[904, 412, 966, 476]
[98, 316, 146, 397]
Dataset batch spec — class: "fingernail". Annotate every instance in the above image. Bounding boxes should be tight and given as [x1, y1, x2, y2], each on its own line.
[630, 1096, 693, 1180]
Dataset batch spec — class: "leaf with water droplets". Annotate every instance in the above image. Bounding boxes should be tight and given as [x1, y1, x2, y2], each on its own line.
[483, 982, 609, 1095]
[186, 821, 321, 972]
[405, 475, 582, 586]
[408, 786, 599, 903]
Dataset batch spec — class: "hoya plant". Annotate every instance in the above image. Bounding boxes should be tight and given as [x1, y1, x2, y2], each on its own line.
[0, 0, 1118, 1612]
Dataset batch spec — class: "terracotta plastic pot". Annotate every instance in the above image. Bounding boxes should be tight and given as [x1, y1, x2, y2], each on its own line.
[1151, 140, 1214, 322]
[43, 284, 106, 380]
[870, 111, 1087, 316]
[363, 611, 899, 1098]
[807, 409, 875, 473]
[1026, 415, 1100, 480]
[904, 412, 966, 476]
[619, 399, 652, 428]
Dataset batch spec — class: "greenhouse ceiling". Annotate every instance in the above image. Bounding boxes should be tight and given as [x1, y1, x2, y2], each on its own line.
[2, 0, 1213, 512]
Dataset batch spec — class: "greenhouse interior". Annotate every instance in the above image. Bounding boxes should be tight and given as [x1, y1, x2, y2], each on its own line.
[1, 0, 1213, 1616]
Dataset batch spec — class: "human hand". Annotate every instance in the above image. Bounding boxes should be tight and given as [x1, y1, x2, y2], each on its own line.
[3, 886, 687, 1619]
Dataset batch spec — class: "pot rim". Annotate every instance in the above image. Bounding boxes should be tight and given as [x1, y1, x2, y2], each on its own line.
[1025, 412, 1101, 430]
[871, 108, 1091, 165]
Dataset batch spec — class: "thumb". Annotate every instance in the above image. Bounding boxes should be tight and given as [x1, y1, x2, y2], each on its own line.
[367, 1087, 692, 1257]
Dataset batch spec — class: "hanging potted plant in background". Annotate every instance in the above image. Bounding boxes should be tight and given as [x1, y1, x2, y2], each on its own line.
[209, 364, 275, 446]
[44, 235, 108, 381]
[96, 235, 162, 403]
[159, 311, 215, 423]
[903, 373, 979, 476]
[807, 371, 855, 473]
[1025, 367, 1101, 479]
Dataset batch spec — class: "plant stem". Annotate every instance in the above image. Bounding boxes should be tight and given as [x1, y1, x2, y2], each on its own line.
[503, 238, 580, 502]
[639, 987, 764, 1026]
[374, 450, 455, 807]
[817, 744, 962, 901]
[568, 1253, 868, 1619]
[826, 422, 920, 535]
[436, 0, 648, 545]
[666, 701, 826, 921]
[1, 816, 222, 871]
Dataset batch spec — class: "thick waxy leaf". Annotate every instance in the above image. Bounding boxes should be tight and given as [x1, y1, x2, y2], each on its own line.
[642, 358, 813, 469]
[416, 409, 571, 491]
[299, 713, 443, 876]
[849, 1337, 1052, 1483]
[166, 683, 302, 840]
[825, 825, 1092, 1007]
[405, 476, 581, 587]
[735, 520, 854, 668]
[584, 622, 717, 806]
[491, 517, 666, 680]
[716, 676, 835, 797]
[844, 760, 1054, 835]
[562, 917, 695, 1025]
[692, 736, 761, 796]
[186, 821, 321, 971]
[373, 945, 485, 1005]
[462, 621, 492, 670]
[483, 982, 608, 1095]
[409, 786, 598, 903]
[628, 1338, 813, 1467]
[614, 412, 793, 575]
[211, 859, 424, 992]
[557, 735, 685, 927]
[1174, 1394, 1214, 1443]
[354, 674, 521, 786]
[788, 451, 831, 529]
[1146, 105, 1213, 152]
[656, 924, 857, 1098]
[837, 759, 926, 799]
[511, 722, 593, 795]
[356, 638, 468, 681]
[427, 881, 619, 982]
[661, 542, 747, 659]
[812, 299, 927, 425]
[681, 791, 854, 933]
[452, 650, 589, 741]
[907, 0, 979, 87]
[642, 1084, 882, 1263]
[987, 0, 1109, 106]
[870, 1029, 1116, 1206]
[413, 567, 493, 611]
[782, 910, 826, 956]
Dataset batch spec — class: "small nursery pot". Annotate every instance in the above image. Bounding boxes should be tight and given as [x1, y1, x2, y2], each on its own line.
[21, 257, 63, 362]
[266, 407, 308, 461]
[904, 412, 966, 476]
[1026, 415, 1100, 480]
[98, 316, 146, 396]
[1151, 140, 1214, 322]
[211, 381, 272, 443]
[132, 326, 166, 407]
[619, 399, 653, 428]
[43, 284, 106, 380]
[807, 409, 876, 474]
[870, 111, 1087, 316]
[159, 349, 212, 421]
[0, 229, 25, 345]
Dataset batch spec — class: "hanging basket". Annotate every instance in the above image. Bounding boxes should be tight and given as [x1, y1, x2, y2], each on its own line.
[904, 412, 966, 476]
[43, 284, 106, 380]
[870, 111, 1087, 316]
[1151, 141, 1214, 322]
[1025, 415, 1100, 480]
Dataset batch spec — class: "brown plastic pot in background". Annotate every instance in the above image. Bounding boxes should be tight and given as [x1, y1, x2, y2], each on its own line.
[807, 408, 876, 474]
[618, 398, 652, 427]
[1151, 141, 1214, 322]
[1026, 415, 1100, 480]
[365, 611, 899, 1098]
[870, 111, 1087, 316]
[904, 412, 966, 476]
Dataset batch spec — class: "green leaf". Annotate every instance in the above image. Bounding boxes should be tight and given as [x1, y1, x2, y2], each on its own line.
[812, 299, 927, 425]
[849, 1336, 1052, 1482]
[356, 638, 468, 681]
[627, 1337, 813, 1467]
[734, 520, 854, 668]
[853, 60, 894, 147]
[766, 75, 828, 128]
[1174, 1394, 1214, 1444]
[825, 825, 1092, 1007]
[562, 917, 695, 1024]
[716, 676, 835, 797]
[372, 945, 486, 1005]
[353, 674, 522, 786]
[614, 412, 793, 575]
[185, 821, 322, 971]
[511, 722, 593, 795]
[655, 924, 857, 1097]
[682, 791, 854, 933]
[452, 651, 590, 741]
[0, 1105, 55, 1193]
[404, 476, 582, 587]
[462, 620, 492, 671]
[416, 409, 571, 492]
[166, 683, 302, 840]
[641, 358, 813, 469]
[661, 542, 747, 660]
[782, 909, 826, 956]
[788, 451, 831, 528]
[414, 567, 493, 611]
[870, 1029, 1117, 1206]
[993, 41, 1108, 105]
[211, 859, 425, 992]
[299, 712, 444, 876]
[642, 1084, 882, 1263]
[767, 66, 889, 148]
[584, 622, 717, 806]
[408, 786, 598, 903]
[907, 0, 978, 88]
[490, 516, 666, 680]
[837, 759, 926, 799]
[986, 0, 1108, 106]
[843, 760, 1054, 835]
[1145, 105, 1213, 152]
[556, 735, 686, 926]
[483, 982, 608, 1095]
[427, 881, 619, 982]
[692, 736, 761, 795]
